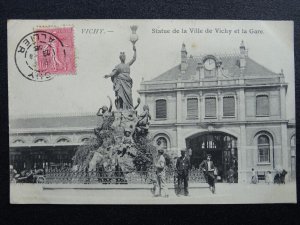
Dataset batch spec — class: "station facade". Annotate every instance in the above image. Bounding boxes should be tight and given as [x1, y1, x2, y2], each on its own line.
[138, 41, 296, 183]
[9, 115, 96, 172]
[9, 41, 296, 183]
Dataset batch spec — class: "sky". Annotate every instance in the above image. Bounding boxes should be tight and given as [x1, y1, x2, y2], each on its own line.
[8, 20, 295, 120]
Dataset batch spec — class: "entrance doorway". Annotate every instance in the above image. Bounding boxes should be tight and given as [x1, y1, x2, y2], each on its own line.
[186, 131, 238, 183]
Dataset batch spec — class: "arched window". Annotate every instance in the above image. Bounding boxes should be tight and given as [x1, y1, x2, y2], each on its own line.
[256, 95, 269, 116]
[257, 135, 270, 163]
[81, 138, 90, 143]
[156, 137, 168, 150]
[57, 138, 70, 143]
[156, 99, 167, 119]
[13, 139, 25, 144]
[34, 138, 47, 144]
[187, 98, 198, 119]
[291, 135, 296, 148]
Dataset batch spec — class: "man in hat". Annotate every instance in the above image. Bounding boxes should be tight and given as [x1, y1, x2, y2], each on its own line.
[154, 149, 169, 197]
[176, 148, 191, 196]
[200, 154, 216, 194]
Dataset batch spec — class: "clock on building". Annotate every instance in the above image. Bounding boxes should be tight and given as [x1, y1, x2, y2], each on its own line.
[204, 58, 216, 70]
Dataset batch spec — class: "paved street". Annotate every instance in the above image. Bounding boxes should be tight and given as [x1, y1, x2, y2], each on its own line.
[10, 182, 297, 204]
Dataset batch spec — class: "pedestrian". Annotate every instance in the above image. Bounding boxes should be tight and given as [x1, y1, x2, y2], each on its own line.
[176, 149, 191, 196]
[9, 165, 17, 183]
[266, 171, 273, 184]
[274, 168, 287, 184]
[200, 154, 216, 194]
[251, 168, 258, 184]
[154, 149, 169, 197]
[227, 167, 235, 183]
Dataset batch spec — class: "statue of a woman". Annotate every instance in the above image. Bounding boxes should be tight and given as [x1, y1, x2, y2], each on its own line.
[104, 44, 136, 110]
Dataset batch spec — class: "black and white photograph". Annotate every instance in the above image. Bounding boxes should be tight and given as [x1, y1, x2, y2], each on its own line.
[8, 19, 296, 204]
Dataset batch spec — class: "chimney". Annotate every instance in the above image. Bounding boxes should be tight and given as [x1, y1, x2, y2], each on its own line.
[279, 69, 285, 82]
[181, 43, 188, 73]
[239, 40, 247, 69]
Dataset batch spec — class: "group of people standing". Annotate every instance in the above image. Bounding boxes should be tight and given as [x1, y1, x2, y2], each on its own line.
[251, 168, 287, 184]
[153, 148, 217, 198]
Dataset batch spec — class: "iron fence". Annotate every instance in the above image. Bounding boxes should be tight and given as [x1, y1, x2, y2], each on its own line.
[44, 167, 207, 184]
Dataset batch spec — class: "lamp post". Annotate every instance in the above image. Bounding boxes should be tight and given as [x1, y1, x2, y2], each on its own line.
[130, 25, 138, 45]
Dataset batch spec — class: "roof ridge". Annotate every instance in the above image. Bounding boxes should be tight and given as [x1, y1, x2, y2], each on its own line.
[245, 57, 278, 75]
[191, 52, 240, 59]
[147, 52, 279, 82]
[10, 112, 97, 120]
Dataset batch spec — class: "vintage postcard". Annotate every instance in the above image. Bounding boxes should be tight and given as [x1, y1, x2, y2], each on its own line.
[8, 20, 296, 204]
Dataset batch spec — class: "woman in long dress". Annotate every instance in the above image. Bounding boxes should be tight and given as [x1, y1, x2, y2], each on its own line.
[104, 44, 136, 110]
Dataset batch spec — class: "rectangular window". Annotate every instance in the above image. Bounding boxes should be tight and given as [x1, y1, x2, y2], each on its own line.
[258, 147, 270, 163]
[187, 98, 198, 119]
[156, 99, 167, 119]
[205, 97, 216, 118]
[223, 96, 235, 117]
[256, 95, 269, 116]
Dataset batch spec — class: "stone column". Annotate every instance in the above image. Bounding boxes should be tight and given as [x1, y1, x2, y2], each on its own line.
[238, 88, 247, 183]
[218, 93, 223, 120]
[177, 90, 183, 123]
[239, 124, 247, 183]
[281, 123, 289, 178]
[239, 88, 245, 121]
[199, 91, 203, 119]
[274, 144, 282, 170]
[149, 96, 155, 120]
[280, 86, 286, 120]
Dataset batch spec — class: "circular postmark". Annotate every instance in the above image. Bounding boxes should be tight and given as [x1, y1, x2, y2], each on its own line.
[14, 31, 67, 82]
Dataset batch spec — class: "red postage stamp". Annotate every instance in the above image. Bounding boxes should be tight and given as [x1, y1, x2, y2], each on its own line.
[36, 27, 76, 76]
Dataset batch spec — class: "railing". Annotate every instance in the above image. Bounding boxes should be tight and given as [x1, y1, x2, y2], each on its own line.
[44, 167, 207, 184]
